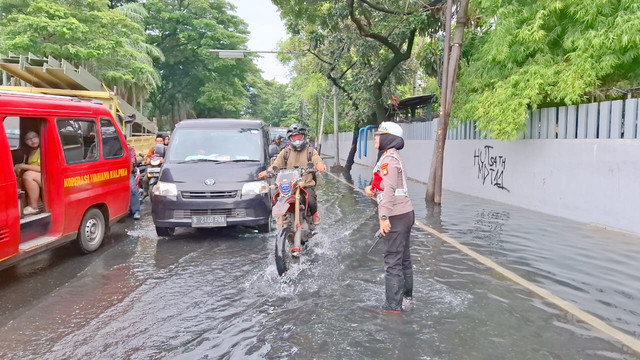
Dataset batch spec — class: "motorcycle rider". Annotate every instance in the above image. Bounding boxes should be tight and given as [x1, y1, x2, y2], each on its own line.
[364, 122, 415, 313]
[274, 135, 285, 151]
[259, 124, 327, 225]
[143, 134, 165, 164]
[268, 135, 285, 164]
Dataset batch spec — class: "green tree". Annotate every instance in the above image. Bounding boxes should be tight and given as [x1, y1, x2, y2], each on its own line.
[247, 79, 298, 126]
[145, 0, 260, 130]
[0, 0, 162, 107]
[454, 0, 640, 140]
[274, 0, 443, 169]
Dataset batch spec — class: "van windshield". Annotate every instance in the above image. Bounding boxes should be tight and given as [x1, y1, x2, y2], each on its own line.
[168, 128, 262, 163]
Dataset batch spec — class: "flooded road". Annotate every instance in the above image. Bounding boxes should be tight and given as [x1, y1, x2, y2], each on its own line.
[0, 163, 639, 359]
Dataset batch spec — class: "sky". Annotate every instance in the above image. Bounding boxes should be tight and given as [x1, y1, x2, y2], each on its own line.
[228, 0, 291, 83]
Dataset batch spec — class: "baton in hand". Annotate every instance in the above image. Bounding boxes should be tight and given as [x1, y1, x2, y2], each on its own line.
[368, 230, 383, 254]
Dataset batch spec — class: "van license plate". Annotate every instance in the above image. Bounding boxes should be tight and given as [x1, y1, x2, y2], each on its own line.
[191, 215, 227, 227]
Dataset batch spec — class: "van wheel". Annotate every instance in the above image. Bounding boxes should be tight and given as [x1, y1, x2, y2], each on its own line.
[257, 217, 273, 233]
[156, 226, 174, 237]
[78, 208, 106, 254]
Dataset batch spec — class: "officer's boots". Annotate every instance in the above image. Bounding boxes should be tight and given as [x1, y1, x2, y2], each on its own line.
[402, 268, 414, 308]
[382, 275, 404, 313]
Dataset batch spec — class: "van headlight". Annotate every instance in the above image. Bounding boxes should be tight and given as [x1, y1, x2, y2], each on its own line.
[242, 181, 269, 196]
[153, 181, 177, 197]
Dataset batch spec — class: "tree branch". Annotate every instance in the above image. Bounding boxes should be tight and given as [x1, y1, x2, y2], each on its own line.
[358, 0, 415, 16]
[347, 0, 401, 54]
[339, 61, 357, 79]
[307, 49, 359, 110]
[307, 48, 333, 66]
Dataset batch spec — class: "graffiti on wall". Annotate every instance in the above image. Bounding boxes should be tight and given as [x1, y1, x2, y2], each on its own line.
[473, 145, 509, 192]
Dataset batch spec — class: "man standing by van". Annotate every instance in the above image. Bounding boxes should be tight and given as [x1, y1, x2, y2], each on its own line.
[260, 124, 327, 225]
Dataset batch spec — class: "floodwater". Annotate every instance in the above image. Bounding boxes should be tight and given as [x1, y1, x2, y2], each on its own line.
[0, 162, 638, 360]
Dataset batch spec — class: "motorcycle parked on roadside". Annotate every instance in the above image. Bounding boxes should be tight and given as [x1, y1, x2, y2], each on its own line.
[267, 164, 317, 276]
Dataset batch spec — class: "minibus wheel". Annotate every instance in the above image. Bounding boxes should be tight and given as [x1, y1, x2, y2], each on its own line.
[78, 208, 106, 253]
[156, 226, 174, 237]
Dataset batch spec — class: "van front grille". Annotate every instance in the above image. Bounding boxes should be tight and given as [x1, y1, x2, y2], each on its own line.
[181, 191, 237, 199]
[173, 209, 247, 219]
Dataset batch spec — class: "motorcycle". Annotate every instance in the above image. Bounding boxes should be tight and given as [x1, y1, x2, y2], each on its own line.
[145, 155, 162, 199]
[139, 145, 165, 201]
[267, 164, 317, 276]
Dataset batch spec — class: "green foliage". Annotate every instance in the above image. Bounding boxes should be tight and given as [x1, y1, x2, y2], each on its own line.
[455, 0, 640, 139]
[247, 79, 298, 126]
[273, 0, 439, 126]
[145, 0, 260, 128]
[0, 0, 162, 103]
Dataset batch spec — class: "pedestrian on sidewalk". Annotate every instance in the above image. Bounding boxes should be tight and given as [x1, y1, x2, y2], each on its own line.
[365, 121, 415, 313]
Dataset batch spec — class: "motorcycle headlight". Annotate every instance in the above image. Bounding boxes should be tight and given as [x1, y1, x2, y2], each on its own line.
[242, 181, 269, 196]
[153, 181, 177, 197]
[150, 158, 162, 166]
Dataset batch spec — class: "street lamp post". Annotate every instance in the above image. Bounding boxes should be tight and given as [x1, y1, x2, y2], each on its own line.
[209, 49, 302, 58]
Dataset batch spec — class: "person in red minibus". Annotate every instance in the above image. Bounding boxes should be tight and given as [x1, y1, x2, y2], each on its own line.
[13, 131, 41, 215]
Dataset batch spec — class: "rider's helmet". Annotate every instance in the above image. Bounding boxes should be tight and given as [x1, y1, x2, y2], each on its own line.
[153, 144, 166, 158]
[287, 123, 307, 151]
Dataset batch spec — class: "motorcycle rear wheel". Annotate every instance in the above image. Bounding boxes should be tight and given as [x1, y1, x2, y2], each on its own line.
[275, 228, 295, 276]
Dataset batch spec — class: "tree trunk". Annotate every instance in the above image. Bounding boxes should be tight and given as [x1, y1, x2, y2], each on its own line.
[427, 0, 453, 203]
[426, 0, 470, 203]
[445, 0, 469, 112]
[345, 122, 360, 171]
[372, 81, 387, 123]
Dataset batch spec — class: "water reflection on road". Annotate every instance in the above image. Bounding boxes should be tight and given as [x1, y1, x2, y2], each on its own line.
[0, 164, 638, 359]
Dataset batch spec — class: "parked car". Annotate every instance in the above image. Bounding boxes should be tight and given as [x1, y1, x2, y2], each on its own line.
[151, 119, 272, 236]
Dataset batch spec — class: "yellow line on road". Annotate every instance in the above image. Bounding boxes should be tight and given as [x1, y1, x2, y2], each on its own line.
[325, 171, 640, 356]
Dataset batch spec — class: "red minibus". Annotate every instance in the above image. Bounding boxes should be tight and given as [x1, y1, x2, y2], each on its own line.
[0, 91, 130, 269]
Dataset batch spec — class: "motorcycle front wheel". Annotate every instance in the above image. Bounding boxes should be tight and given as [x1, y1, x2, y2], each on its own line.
[275, 227, 295, 276]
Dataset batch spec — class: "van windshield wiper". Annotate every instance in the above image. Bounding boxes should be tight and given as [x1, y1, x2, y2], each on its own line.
[225, 159, 260, 163]
[177, 159, 222, 164]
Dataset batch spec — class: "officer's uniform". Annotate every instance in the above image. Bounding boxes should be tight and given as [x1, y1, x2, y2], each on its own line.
[372, 147, 414, 310]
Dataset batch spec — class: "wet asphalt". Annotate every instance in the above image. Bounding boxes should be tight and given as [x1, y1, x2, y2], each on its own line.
[0, 163, 638, 360]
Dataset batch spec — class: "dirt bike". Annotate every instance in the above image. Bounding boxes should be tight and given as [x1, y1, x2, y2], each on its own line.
[268, 164, 317, 276]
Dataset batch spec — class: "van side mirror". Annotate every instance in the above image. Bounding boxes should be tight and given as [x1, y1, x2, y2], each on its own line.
[268, 144, 279, 157]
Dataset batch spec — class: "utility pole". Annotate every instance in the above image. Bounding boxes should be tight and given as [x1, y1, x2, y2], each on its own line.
[318, 94, 327, 152]
[333, 87, 341, 166]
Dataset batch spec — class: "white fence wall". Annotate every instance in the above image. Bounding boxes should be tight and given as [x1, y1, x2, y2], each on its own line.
[322, 99, 640, 235]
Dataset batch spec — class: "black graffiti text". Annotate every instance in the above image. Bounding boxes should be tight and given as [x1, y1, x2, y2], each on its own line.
[473, 145, 509, 192]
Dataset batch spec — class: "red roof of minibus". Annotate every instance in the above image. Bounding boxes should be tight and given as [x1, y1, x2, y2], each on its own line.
[0, 91, 112, 118]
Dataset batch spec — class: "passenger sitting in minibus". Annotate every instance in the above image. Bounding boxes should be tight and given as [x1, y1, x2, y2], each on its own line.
[13, 131, 41, 215]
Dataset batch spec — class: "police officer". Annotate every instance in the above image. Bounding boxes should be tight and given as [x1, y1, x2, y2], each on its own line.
[365, 121, 414, 312]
